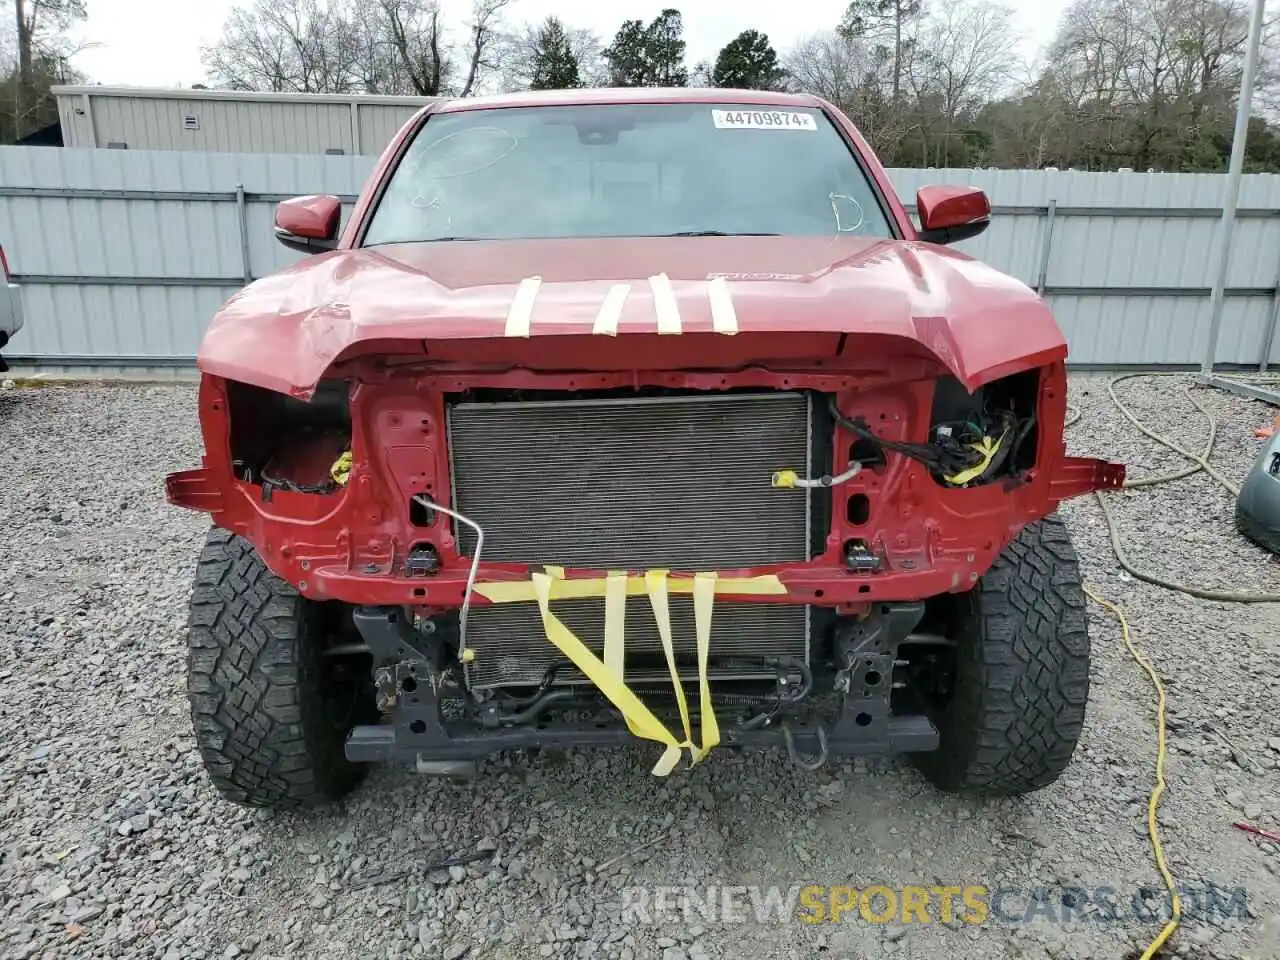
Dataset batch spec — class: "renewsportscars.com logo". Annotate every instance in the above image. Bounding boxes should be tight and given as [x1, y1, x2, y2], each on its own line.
[618, 883, 1251, 927]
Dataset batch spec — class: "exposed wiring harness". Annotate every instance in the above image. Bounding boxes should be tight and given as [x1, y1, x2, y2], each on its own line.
[735, 657, 814, 731]
[824, 395, 1023, 487]
[258, 470, 338, 499]
[827, 395, 975, 476]
[245, 449, 353, 501]
[775, 395, 1029, 491]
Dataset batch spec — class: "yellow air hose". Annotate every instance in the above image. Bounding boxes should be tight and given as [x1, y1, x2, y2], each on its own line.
[1082, 587, 1180, 960]
[1068, 371, 1280, 958]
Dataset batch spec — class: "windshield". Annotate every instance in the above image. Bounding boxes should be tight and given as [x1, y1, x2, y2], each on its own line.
[361, 102, 895, 245]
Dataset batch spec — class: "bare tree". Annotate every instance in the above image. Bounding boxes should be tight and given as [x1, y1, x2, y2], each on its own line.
[455, 0, 514, 97]
[893, 0, 1020, 166]
[569, 29, 608, 87]
[13, 0, 84, 89]
[909, 0, 1019, 121]
[784, 28, 911, 156]
[195, 0, 1280, 170]
[202, 0, 363, 93]
[373, 0, 449, 95]
[839, 0, 923, 100]
[5, 0, 87, 140]
[1037, 0, 1268, 168]
[202, 0, 517, 96]
[785, 29, 879, 106]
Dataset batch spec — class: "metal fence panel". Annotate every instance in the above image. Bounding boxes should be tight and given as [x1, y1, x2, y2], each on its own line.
[15, 283, 233, 359]
[2, 145, 1279, 371]
[1047, 295, 1269, 367]
[889, 167, 1280, 368]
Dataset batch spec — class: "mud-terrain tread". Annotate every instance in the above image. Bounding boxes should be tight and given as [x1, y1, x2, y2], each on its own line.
[187, 528, 366, 809]
[910, 516, 1090, 796]
[1236, 501, 1280, 556]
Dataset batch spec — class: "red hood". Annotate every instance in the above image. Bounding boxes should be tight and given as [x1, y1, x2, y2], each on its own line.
[198, 235, 1066, 398]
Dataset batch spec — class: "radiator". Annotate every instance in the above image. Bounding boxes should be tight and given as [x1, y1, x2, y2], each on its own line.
[446, 392, 813, 688]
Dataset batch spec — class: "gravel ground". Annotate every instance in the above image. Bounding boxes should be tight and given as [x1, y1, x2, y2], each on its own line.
[1, 373, 1279, 960]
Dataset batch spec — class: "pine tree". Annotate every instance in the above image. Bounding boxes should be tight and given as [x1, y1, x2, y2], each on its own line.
[604, 19, 651, 87]
[645, 9, 689, 87]
[529, 16, 581, 90]
[711, 30, 786, 90]
[604, 9, 688, 87]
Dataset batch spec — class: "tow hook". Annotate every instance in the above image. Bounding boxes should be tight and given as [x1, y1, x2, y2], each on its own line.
[782, 722, 829, 771]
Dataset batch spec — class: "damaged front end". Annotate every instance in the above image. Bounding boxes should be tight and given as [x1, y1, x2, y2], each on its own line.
[344, 596, 938, 776]
[167, 345, 1123, 775]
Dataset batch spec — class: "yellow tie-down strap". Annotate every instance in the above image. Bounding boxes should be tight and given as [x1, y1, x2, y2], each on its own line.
[474, 568, 787, 775]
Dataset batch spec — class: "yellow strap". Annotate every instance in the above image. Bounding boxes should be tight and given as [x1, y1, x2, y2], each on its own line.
[481, 566, 776, 775]
[602, 571, 627, 678]
[646, 570, 695, 752]
[474, 573, 785, 603]
[602, 570, 646, 739]
[530, 569, 684, 776]
[690, 572, 720, 764]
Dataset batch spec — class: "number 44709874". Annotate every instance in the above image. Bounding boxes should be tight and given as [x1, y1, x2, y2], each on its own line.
[711, 109, 818, 131]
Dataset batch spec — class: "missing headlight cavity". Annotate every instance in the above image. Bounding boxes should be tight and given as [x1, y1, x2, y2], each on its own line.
[824, 372, 1039, 491]
[928, 370, 1040, 487]
[227, 379, 352, 495]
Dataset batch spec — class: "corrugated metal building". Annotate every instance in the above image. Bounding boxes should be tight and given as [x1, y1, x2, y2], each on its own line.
[51, 86, 430, 156]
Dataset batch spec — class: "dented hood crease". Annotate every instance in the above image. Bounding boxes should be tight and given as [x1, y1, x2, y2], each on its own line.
[198, 235, 1067, 398]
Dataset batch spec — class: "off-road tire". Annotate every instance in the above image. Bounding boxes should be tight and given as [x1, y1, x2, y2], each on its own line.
[910, 515, 1090, 796]
[187, 528, 369, 809]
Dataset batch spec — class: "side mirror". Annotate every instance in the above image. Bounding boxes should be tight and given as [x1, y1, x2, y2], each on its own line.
[274, 194, 342, 254]
[915, 185, 990, 245]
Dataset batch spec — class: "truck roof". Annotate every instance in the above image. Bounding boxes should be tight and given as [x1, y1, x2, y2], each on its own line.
[435, 86, 826, 114]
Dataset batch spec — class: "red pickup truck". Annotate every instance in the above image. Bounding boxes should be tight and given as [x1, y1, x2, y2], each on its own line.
[167, 87, 1123, 811]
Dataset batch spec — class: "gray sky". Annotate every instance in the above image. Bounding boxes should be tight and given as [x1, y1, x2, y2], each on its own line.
[67, 0, 1071, 89]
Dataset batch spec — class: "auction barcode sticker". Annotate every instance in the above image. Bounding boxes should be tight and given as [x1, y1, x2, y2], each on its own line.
[711, 109, 818, 131]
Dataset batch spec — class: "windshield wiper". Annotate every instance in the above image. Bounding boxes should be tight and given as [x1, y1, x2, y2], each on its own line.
[659, 230, 781, 237]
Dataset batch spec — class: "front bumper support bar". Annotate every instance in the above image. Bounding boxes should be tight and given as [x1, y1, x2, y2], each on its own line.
[344, 603, 939, 771]
[345, 715, 939, 765]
